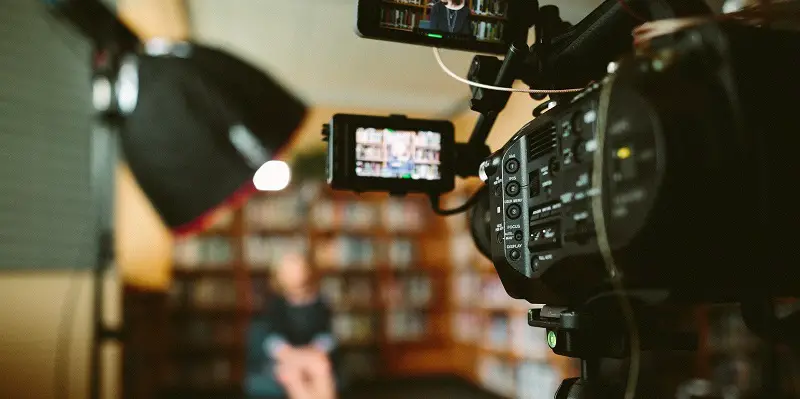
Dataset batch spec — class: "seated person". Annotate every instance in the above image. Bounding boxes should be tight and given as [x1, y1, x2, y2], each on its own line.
[429, 0, 472, 36]
[258, 252, 337, 399]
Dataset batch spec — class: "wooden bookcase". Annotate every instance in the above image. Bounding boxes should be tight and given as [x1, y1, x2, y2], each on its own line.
[160, 181, 451, 396]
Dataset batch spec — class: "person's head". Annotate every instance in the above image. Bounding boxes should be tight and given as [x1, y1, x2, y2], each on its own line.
[272, 252, 317, 299]
[442, 0, 465, 5]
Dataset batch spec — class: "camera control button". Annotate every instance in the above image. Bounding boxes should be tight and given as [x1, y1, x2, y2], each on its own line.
[509, 249, 521, 261]
[514, 230, 523, 241]
[506, 204, 522, 220]
[505, 181, 520, 197]
[505, 159, 520, 174]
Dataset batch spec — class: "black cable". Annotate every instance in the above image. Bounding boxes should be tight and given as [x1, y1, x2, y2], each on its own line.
[429, 185, 487, 216]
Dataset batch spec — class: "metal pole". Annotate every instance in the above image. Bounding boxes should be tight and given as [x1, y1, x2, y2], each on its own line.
[89, 114, 118, 399]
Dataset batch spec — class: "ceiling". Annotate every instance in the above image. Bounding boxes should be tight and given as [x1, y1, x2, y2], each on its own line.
[186, 0, 605, 116]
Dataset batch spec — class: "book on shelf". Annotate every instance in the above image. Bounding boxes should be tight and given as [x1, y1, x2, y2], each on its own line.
[174, 236, 234, 269]
[486, 313, 510, 351]
[471, 20, 504, 42]
[321, 276, 375, 310]
[452, 271, 480, 306]
[482, 274, 515, 309]
[190, 278, 237, 309]
[386, 310, 427, 341]
[332, 313, 376, 343]
[471, 0, 508, 17]
[384, 275, 432, 308]
[246, 193, 306, 231]
[380, 7, 424, 31]
[244, 235, 307, 269]
[388, 238, 416, 269]
[314, 236, 377, 270]
[383, 198, 426, 232]
[312, 200, 380, 231]
[450, 233, 475, 269]
[452, 311, 481, 343]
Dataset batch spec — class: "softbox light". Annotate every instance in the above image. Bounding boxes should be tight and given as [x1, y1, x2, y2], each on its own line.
[119, 40, 307, 235]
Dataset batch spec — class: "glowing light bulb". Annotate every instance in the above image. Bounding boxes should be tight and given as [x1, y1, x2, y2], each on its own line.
[253, 160, 291, 191]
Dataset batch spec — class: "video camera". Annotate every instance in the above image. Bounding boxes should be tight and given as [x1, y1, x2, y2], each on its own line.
[326, 1, 800, 396]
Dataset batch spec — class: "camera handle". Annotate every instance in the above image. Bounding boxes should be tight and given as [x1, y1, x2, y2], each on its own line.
[529, 304, 698, 399]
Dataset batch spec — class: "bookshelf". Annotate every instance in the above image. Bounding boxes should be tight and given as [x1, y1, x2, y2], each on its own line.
[159, 181, 450, 395]
[444, 184, 577, 399]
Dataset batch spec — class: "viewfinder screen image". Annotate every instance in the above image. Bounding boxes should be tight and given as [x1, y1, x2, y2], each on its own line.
[355, 127, 442, 180]
[379, 0, 509, 43]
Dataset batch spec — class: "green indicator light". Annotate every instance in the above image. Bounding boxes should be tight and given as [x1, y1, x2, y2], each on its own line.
[547, 330, 557, 348]
[427, 33, 443, 39]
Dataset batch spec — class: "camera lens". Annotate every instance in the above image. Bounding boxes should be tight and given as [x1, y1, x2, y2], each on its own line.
[506, 204, 521, 219]
[505, 158, 520, 174]
[506, 181, 520, 197]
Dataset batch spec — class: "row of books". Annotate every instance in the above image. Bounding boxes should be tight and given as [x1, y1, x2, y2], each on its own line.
[452, 312, 482, 343]
[311, 199, 427, 232]
[321, 275, 434, 309]
[244, 236, 307, 268]
[380, 7, 423, 30]
[383, 275, 433, 308]
[174, 237, 234, 267]
[471, 0, 508, 17]
[314, 237, 422, 269]
[169, 278, 237, 309]
[471, 20, 504, 42]
[321, 277, 375, 309]
[386, 311, 428, 341]
[315, 237, 377, 269]
[246, 194, 306, 230]
[332, 314, 376, 343]
[478, 356, 560, 399]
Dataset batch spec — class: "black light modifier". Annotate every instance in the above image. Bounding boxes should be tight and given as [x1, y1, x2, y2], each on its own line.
[118, 39, 306, 234]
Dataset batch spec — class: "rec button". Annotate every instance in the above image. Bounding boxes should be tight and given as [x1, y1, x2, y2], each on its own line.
[509, 249, 521, 261]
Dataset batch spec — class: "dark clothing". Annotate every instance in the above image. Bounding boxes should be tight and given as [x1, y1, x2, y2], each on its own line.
[429, 2, 472, 36]
[264, 295, 334, 349]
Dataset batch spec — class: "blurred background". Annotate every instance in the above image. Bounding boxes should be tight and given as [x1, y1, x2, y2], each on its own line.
[0, 0, 790, 398]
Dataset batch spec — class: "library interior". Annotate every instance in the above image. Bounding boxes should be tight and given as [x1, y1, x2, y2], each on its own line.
[1, 0, 799, 399]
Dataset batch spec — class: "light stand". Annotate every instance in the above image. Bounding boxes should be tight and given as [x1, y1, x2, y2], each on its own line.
[88, 46, 135, 399]
[46, 2, 140, 397]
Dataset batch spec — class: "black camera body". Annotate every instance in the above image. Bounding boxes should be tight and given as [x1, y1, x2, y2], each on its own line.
[485, 21, 800, 306]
